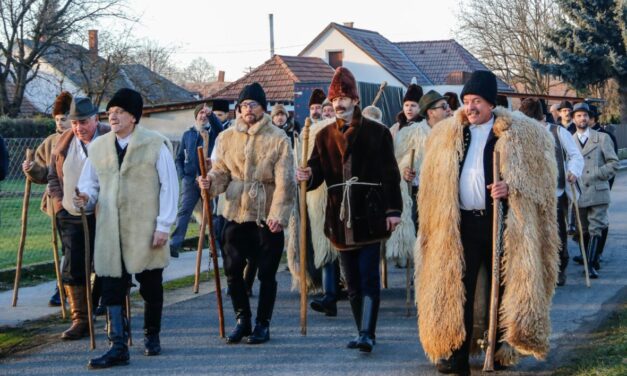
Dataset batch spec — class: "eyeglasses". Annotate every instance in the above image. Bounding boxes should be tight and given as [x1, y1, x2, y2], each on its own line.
[239, 102, 259, 109]
[430, 103, 449, 111]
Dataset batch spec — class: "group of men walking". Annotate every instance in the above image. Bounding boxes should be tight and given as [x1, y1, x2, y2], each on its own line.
[21, 62, 619, 375]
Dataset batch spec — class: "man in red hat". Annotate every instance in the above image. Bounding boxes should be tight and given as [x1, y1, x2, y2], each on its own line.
[296, 67, 402, 353]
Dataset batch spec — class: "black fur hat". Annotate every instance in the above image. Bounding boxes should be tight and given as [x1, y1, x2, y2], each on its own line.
[238, 82, 267, 111]
[403, 84, 423, 104]
[309, 88, 326, 107]
[211, 99, 230, 113]
[107, 88, 143, 124]
[461, 70, 497, 107]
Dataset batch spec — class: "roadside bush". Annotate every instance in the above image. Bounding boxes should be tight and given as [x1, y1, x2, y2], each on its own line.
[0, 117, 55, 138]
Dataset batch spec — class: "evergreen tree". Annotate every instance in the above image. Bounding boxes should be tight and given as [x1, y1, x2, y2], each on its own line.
[535, 0, 627, 124]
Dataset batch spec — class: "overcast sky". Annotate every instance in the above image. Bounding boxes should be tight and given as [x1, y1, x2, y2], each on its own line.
[97, 0, 461, 82]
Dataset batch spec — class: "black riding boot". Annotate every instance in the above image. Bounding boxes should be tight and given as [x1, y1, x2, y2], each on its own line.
[346, 295, 363, 349]
[310, 261, 338, 316]
[594, 227, 608, 269]
[226, 281, 252, 344]
[356, 295, 379, 353]
[144, 302, 162, 356]
[88, 306, 129, 369]
[587, 235, 600, 279]
[247, 279, 277, 344]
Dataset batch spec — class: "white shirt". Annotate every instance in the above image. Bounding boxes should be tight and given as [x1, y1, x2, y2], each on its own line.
[77, 133, 179, 233]
[546, 123, 584, 197]
[459, 116, 494, 210]
[576, 127, 590, 145]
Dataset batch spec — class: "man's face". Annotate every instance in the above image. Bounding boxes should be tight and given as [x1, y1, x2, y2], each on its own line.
[272, 113, 288, 127]
[332, 97, 357, 117]
[463, 94, 493, 125]
[55, 114, 71, 131]
[71, 116, 98, 143]
[196, 108, 208, 125]
[309, 104, 322, 120]
[214, 110, 228, 123]
[107, 106, 136, 137]
[322, 104, 335, 119]
[240, 100, 264, 125]
[426, 99, 451, 124]
[559, 108, 571, 123]
[573, 111, 589, 129]
[403, 101, 419, 120]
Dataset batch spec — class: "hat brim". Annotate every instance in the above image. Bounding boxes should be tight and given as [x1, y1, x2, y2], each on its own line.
[571, 108, 590, 115]
[419, 95, 448, 117]
[69, 108, 99, 121]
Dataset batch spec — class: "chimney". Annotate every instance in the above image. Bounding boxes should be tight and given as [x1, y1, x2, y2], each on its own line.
[343, 22, 354, 28]
[88, 30, 98, 58]
[217, 71, 225, 83]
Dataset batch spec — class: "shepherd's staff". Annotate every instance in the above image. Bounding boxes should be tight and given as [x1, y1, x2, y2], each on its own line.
[405, 149, 416, 317]
[75, 188, 96, 350]
[380, 243, 388, 289]
[197, 146, 225, 338]
[193, 203, 207, 294]
[48, 195, 67, 319]
[371, 81, 387, 107]
[482, 151, 504, 372]
[570, 182, 591, 287]
[125, 292, 133, 346]
[299, 117, 311, 335]
[12, 148, 34, 307]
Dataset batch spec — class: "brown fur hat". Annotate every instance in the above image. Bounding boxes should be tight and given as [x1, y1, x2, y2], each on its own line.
[52, 91, 73, 117]
[328, 67, 359, 101]
[309, 88, 326, 107]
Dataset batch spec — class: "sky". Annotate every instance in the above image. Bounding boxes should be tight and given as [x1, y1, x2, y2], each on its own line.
[96, 0, 461, 82]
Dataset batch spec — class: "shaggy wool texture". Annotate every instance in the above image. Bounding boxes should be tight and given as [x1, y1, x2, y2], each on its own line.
[415, 107, 559, 364]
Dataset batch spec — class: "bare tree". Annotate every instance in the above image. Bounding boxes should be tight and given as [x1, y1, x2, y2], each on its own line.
[182, 57, 215, 85]
[456, 0, 560, 94]
[133, 38, 178, 80]
[0, 0, 130, 117]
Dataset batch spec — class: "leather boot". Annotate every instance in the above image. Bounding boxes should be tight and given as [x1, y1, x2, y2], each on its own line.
[311, 262, 338, 316]
[49, 286, 62, 307]
[246, 319, 270, 344]
[587, 235, 600, 279]
[594, 227, 608, 270]
[88, 306, 130, 369]
[226, 317, 252, 344]
[144, 302, 162, 356]
[356, 295, 379, 353]
[61, 285, 89, 340]
[225, 278, 253, 344]
[346, 295, 362, 349]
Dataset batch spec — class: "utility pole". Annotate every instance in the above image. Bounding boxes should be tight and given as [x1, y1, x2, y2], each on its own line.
[269, 14, 275, 58]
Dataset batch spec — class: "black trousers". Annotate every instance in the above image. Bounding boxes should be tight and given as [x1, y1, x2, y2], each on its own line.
[100, 268, 163, 307]
[56, 209, 95, 286]
[556, 193, 569, 273]
[454, 210, 503, 363]
[338, 242, 381, 301]
[222, 221, 284, 322]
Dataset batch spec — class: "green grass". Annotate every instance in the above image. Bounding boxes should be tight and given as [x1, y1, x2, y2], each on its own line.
[554, 302, 627, 376]
[0, 316, 64, 360]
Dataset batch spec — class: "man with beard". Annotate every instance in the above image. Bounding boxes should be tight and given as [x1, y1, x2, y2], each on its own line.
[570, 103, 618, 279]
[417, 71, 559, 375]
[22, 91, 72, 306]
[297, 67, 402, 353]
[198, 83, 296, 345]
[75, 88, 179, 368]
[557, 100, 576, 134]
[321, 99, 335, 119]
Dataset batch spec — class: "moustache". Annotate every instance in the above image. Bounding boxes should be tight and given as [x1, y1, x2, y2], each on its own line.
[334, 106, 347, 112]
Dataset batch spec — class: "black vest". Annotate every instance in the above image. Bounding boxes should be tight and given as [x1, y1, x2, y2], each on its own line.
[549, 124, 566, 191]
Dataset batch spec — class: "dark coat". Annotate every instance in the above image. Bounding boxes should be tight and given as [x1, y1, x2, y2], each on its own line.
[307, 106, 402, 250]
[175, 112, 223, 180]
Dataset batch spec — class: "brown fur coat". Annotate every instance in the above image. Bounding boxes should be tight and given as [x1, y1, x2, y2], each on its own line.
[416, 107, 559, 364]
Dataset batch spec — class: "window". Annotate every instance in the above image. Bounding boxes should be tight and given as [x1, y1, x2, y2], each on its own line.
[328, 51, 343, 69]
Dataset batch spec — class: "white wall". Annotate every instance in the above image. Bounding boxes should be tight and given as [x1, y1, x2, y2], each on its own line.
[301, 28, 406, 88]
[140, 108, 195, 141]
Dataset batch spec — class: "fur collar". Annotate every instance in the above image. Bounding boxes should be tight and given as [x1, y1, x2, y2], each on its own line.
[234, 113, 272, 135]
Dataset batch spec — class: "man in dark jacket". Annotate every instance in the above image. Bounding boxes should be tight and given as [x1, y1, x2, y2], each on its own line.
[297, 67, 402, 353]
[170, 104, 223, 257]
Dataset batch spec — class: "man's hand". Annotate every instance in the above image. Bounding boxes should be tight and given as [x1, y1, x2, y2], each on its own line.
[296, 167, 312, 182]
[386, 216, 401, 232]
[266, 219, 283, 233]
[402, 167, 416, 182]
[22, 160, 33, 172]
[152, 231, 168, 248]
[197, 175, 211, 190]
[567, 172, 577, 184]
[73, 192, 89, 209]
[488, 181, 509, 199]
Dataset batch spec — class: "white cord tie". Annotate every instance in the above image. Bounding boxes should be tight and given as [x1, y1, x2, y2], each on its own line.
[327, 177, 380, 228]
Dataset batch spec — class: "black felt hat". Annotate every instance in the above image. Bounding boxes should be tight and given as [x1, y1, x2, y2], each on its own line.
[309, 88, 326, 107]
[106, 88, 143, 124]
[571, 102, 590, 116]
[238, 82, 267, 111]
[211, 99, 230, 113]
[69, 97, 98, 120]
[557, 100, 573, 111]
[460, 70, 497, 106]
[403, 84, 423, 104]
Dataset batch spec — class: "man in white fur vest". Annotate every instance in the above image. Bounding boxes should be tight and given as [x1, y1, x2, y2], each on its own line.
[416, 71, 559, 375]
[198, 82, 296, 345]
[74, 88, 179, 369]
[297, 67, 402, 353]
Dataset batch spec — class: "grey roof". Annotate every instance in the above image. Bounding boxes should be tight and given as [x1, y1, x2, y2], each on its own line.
[301, 23, 432, 87]
[121, 64, 196, 104]
[395, 40, 513, 92]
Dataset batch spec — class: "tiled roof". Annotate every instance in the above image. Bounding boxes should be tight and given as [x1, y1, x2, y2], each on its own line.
[121, 64, 197, 104]
[210, 55, 335, 102]
[395, 40, 513, 92]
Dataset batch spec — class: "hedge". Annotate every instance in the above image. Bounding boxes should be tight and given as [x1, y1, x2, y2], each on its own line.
[0, 117, 56, 138]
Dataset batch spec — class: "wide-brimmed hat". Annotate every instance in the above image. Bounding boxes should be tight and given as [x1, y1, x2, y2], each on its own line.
[571, 102, 590, 116]
[69, 97, 98, 120]
[418, 90, 447, 117]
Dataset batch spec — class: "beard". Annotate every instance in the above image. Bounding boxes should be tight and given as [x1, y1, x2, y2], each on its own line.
[334, 105, 354, 121]
[311, 112, 321, 120]
[243, 112, 262, 126]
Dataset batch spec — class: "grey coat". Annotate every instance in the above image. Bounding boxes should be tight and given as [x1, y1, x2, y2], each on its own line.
[574, 128, 618, 208]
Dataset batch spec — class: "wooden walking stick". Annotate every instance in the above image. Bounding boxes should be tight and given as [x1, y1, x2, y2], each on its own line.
[75, 188, 96, 350]
[48, 195, 67, 319]
[380, 243, 388, 289]
[12, 148, 34, 307]
[371, 81, 387, 107]
[483, 151, 504, 372]
[196, 146, 225, 338]
[570, 182, 591, 287]
[299, 117, 312, 335]
[405, 149, 416, 317]
[193, 203, 207, 294]
[125, 292, 133, 346]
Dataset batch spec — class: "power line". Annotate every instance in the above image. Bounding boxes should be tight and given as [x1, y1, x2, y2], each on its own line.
[173, 43, 306, 55]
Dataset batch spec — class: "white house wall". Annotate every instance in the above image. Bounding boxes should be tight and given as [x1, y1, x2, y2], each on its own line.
[301, 29, 406, 88]
[139, 108, 196, 141]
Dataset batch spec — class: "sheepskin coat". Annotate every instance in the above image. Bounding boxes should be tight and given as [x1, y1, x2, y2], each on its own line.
[416, 107, 559, 364]
[25, 131, 62, 215]
[385, 120, 430, 261]
[89, 126, 172, 277]
[209, 113, 296, 228]
[308, 106, 402, 250]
